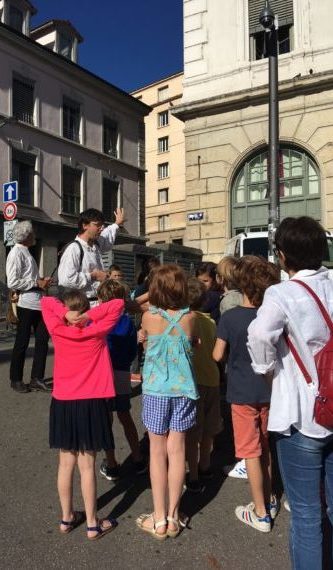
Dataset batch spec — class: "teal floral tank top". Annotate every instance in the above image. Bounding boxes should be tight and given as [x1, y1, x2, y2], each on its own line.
[142, 306, 199, 400]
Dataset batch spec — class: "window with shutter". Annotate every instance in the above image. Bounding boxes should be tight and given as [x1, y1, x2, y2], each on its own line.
[158, 215, 169, 231]
[13, 78, 34, 124]
[58, 33, 72, 59]
[158, 188, 169, 204]
[158, 163, 169, 179]
[103, 118, 118, 157]
[248, 0, 294, 60]
[12, 149, 36, 205]
[102, 178, 119, 222]
[63, 98, 81, 142]
[138, 121, 145, 167]
[9, 5, 23, 32]
[62, 165, 81, 215]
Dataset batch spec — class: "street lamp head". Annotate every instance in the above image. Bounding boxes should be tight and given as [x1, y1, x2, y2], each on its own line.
[259, 1, 275, 30]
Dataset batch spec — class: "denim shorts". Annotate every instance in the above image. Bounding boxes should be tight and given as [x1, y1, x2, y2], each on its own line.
[142, 394, 196, 435]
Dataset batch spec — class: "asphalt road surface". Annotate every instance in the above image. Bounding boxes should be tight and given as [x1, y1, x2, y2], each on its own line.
[0, 327, 290, 570]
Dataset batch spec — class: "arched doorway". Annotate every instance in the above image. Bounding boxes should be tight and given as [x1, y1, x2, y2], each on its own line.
[231, 146, 320, 235]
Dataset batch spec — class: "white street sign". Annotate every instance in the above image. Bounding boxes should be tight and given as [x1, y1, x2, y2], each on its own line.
[4, 219, 18, 246]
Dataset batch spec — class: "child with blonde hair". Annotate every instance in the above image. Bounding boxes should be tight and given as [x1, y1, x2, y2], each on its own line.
[217, 256, 243, 315]
[186, 277, 222, 493]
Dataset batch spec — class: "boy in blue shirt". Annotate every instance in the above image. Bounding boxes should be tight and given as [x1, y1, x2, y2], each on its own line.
[98, 279, 147, 480]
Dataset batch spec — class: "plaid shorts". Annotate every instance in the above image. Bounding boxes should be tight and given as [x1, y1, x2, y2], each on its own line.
[142, 394, 196, 435]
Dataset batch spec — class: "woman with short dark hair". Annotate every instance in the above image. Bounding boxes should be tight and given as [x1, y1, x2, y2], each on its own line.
[248, 216, 333, 570]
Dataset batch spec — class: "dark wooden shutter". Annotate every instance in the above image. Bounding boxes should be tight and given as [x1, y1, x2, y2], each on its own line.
[102, 178, 119, 222]
[248, 0, 294, 33]
[13, 78, 34, 124]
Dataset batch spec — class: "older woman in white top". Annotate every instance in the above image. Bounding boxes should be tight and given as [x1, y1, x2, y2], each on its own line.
[248, 216, 333, 570]
[6, 221, 51, 393]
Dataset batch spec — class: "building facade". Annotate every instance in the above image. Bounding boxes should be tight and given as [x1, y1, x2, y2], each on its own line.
[131, 73, 186, 245]
[174, 0, 333, 262]
[0, 0, 150, 290]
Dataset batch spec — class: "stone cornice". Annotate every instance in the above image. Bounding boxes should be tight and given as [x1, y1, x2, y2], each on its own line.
[172, 70, 333, 121]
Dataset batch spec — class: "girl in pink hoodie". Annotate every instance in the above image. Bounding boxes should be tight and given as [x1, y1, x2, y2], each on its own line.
[41, 290, 124, 541]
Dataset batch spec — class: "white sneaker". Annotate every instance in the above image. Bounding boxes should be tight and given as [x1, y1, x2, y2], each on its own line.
[284, 499, 290, 512]
[228, 459, 248, 479]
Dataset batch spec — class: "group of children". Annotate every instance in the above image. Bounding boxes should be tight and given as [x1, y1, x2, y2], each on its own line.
[42, 255, 281, 541]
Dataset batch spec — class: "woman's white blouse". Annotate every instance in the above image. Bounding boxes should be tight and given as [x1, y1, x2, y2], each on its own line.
[6, 244, 41, 311]
[248, 267, 333, 438]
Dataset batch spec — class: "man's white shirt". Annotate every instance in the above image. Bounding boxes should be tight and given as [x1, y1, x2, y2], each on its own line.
[57, 223, 119, 299]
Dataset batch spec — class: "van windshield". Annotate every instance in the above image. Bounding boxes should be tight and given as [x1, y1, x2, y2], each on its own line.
[243, 235, 333, 267]
[323, 237, 333, 269]
[243, 237, 268, 258]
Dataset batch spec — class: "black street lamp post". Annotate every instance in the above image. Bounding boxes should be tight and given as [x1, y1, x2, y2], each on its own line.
[259, 1, 279, 261]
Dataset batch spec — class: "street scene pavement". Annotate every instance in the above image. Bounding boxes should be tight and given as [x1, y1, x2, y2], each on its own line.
[0, 326, 290, 570]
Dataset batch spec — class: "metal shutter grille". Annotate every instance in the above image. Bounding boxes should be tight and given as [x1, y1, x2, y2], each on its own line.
[101, 250, 136, 286]
[13, 79, 34, 124]
[248, 0, 293, 33]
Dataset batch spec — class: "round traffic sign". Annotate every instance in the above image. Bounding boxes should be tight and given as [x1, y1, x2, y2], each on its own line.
[3, 201, 17, 221]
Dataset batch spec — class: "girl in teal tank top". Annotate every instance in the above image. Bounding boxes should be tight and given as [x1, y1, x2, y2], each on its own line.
[136, 264, 199, 540]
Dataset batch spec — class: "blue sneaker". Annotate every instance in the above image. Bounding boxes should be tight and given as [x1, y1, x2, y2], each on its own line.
[235, 502, 271, 533]
[227, 459, 247, 479]
[268, 496, 280, 520]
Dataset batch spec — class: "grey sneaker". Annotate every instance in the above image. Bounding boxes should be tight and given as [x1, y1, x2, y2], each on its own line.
[29, 379, 52, 392]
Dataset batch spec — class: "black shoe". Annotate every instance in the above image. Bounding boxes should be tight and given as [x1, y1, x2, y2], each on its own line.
[133, 460, 148, 475]
[99, 461, 120, 482]
[198, 467, 214, 480]
[11, 382, 30, 393]
[29, 378, 52, 392]
[186, 479, 205, 494]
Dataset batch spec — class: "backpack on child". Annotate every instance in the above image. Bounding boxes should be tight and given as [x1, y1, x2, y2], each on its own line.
[284, 279, 333, 429]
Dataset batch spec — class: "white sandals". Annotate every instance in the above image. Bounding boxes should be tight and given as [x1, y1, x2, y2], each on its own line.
[136, 513, 167, 540]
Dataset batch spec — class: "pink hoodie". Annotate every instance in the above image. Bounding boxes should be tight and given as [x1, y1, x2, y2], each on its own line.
[41, 297, 124, 400]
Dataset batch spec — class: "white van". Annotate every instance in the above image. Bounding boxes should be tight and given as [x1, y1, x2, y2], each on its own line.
[224, 231, 333, 276]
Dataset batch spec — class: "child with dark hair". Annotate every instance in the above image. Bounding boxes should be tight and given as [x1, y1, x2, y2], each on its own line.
[186, 277, 222, 493]
[213, 256, 280, 533]
[108, 264, 123, 281]
[196, 261, 221, 323]
[97, 279, 146, 480]
[41, 289, 124, 540]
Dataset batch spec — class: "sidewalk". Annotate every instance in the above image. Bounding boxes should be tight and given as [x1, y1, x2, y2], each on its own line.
[0, 347, 290, 569]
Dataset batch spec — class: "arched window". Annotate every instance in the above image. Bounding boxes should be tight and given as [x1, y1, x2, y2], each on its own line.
[231, 147, 320, 235]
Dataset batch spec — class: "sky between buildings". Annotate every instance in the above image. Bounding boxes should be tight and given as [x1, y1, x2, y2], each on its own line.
[31, 0, 183, 92]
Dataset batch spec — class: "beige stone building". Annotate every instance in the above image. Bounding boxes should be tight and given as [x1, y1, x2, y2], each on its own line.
[132, 73, 186, 245]
[174, 0, 333, 262]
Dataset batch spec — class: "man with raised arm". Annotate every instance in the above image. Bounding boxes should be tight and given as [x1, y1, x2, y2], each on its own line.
[58, 208, 125, 305]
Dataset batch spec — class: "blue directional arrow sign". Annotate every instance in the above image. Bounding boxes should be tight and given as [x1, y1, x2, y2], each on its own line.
[3, 180, 18, 203]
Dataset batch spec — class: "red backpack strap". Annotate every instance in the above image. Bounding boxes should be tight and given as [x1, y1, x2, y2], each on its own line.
[292, 279, 333, 335]
[283, 332, 313, 385]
